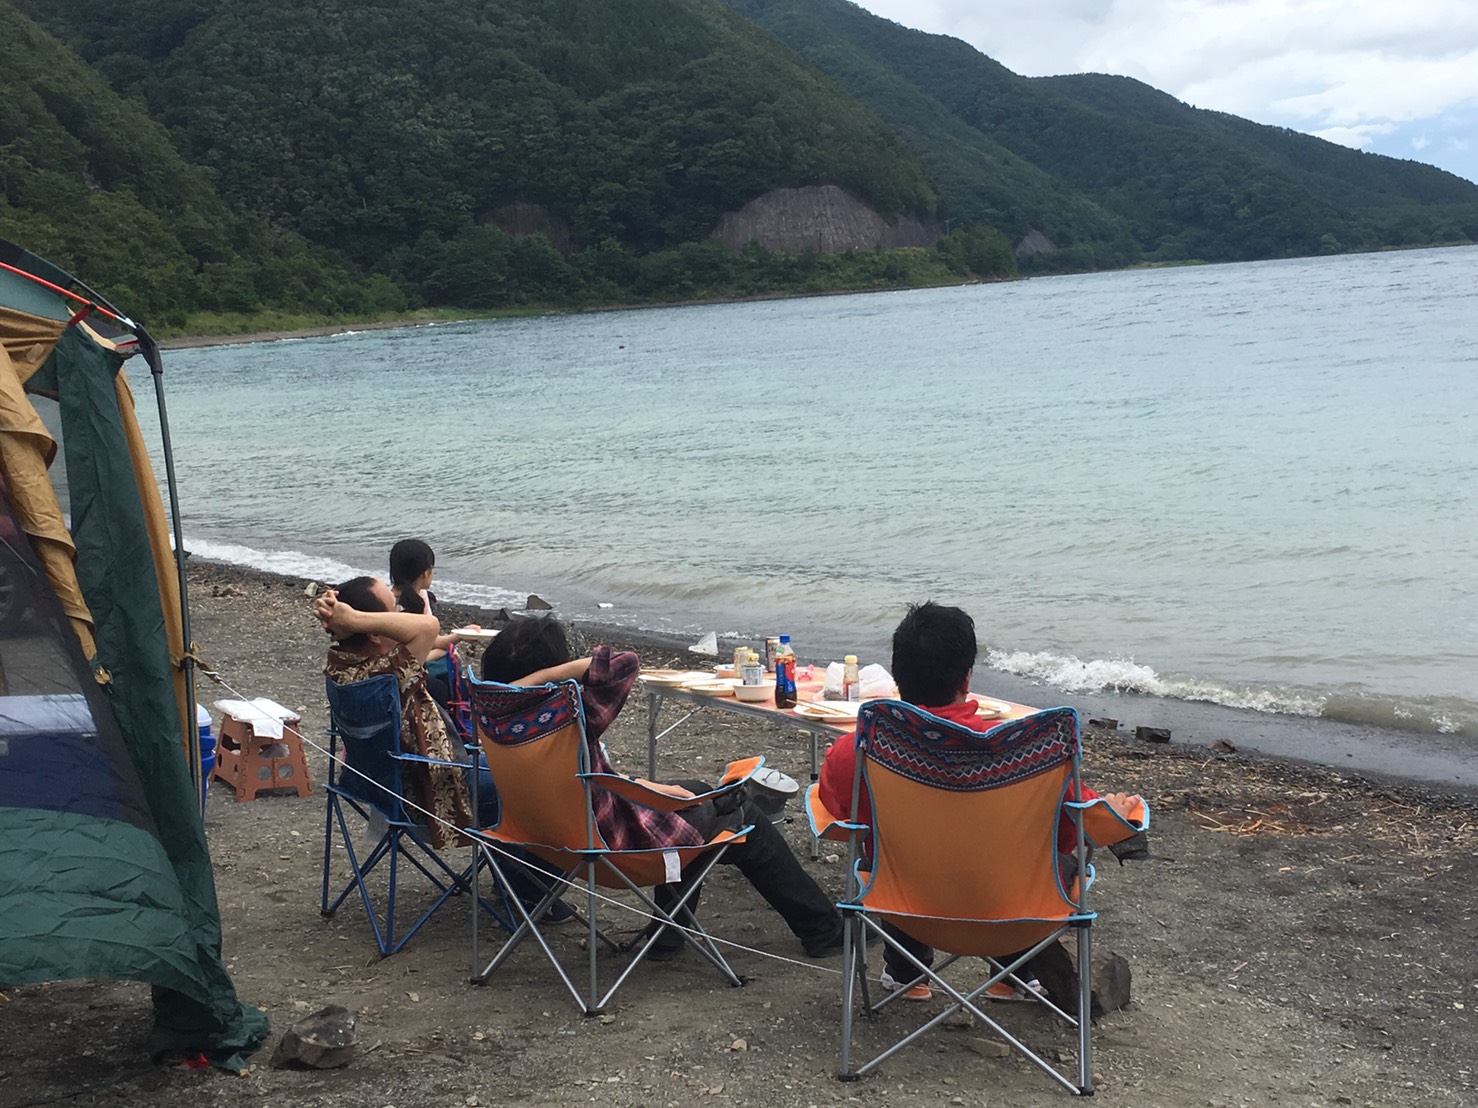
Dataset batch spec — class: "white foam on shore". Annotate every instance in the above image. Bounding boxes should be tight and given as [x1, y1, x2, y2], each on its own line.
[184, 537, 372, 584]
[182, 537, 526, 610]
[985, 648, 1328, 718]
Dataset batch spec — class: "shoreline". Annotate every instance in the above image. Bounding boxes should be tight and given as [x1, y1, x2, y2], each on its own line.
[156, 278, 994, 352]
[191, 555, 1478, 801]
[155, 243, 1478, 354]
[158, 314, 496, 351]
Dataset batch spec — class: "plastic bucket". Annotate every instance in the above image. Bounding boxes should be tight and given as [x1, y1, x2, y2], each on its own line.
[197, 704, 215, 816]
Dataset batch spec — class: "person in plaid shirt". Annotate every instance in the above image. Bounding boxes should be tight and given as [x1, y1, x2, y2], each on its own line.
[482, 619, 843, 959]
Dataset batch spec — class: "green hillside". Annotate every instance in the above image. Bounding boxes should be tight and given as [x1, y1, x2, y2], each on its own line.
[719, 0, 1138, 266]
[722, 0, 1478, 264]
[21, 0, 949, 308]
[0, 1, 403, 324]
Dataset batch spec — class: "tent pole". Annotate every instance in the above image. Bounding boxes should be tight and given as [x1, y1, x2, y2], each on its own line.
[137, 329, 198, 751]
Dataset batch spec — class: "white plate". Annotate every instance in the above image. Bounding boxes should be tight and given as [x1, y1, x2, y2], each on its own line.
[451, 627, 500, 641]
[973, 697, 1011, 719]
[638, 670, 694, 686]
[794, 701, 861, 722]
[635, 673, 709, 691]
[682, 673, 739, 688]
[688, 680, 736, 696]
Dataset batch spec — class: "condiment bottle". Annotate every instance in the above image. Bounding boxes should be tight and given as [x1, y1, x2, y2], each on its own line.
[842, 654, 860, 702]
[742, 649, 764, 686]
[774, 635, 797, 709]
[733, 645, 747, 679]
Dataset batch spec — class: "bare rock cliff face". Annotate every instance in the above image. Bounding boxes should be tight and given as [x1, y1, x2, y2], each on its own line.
[713, 185, 935, 253]
[482, 201, 573, 255]
[1016, 229, 1057, 255]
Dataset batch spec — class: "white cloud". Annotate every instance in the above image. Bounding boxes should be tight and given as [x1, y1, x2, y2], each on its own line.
[1412, 135, 1432, 151]
[855, 0, 1478, 181]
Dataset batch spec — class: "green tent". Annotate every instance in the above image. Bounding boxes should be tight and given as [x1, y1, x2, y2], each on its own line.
[0, 238, 266, 1068]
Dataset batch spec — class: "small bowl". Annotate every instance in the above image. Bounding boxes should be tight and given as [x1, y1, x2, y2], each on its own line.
[714, 664, 737, 679]
[732, 682, 775, 703]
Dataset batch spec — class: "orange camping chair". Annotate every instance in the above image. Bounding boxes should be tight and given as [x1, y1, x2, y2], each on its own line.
[808, 703, 1148, 1095]
[465, 675, 763, 1015]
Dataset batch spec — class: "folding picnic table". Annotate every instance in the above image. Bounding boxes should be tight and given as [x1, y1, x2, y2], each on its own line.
[640, 669, 1035, 856]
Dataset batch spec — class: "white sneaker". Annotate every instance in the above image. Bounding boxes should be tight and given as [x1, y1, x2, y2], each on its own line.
[880, 969, 932, 1001]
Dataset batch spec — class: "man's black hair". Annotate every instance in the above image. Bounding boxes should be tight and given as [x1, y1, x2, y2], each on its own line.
[330, 575, 385, 650]
[890, 601, 976, 706]
[480, 616, 573, 683]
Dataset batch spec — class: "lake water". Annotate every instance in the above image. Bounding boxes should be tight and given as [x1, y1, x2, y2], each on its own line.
[144, 245, 1478, 765]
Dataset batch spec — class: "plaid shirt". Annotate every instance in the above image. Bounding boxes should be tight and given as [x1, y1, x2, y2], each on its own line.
[581, 647, 704, 851]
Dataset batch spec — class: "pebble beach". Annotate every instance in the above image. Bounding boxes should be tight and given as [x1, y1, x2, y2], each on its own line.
[4, 559, 1475, 1107]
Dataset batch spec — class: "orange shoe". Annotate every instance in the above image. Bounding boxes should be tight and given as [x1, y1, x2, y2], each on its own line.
[880, 970, 932, 1001]
[986, 977, 1043, 1001]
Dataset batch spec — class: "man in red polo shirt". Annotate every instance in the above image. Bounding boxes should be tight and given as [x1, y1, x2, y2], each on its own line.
[818, 601, 1139, 1000]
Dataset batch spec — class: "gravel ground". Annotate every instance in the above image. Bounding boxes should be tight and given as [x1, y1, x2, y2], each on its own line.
[4, 561, 1476, 1107]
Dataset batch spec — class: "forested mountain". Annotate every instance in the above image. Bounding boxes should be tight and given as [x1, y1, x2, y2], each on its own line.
[722, 0, 1478, 266]
[19, 0, 953, 310]
[7, 0, 1477, 325]
[0, 2, 395, 322]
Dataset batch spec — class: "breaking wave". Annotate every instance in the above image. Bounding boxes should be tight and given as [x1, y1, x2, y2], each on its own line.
[985, 648, 1470, 736]
[181, 537, 525, 610]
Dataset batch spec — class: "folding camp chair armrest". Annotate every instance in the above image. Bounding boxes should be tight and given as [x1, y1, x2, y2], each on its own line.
[600, 819, 759, 854]
[716, 755, 765, 786]
[581, 771, 746, 813]
[1066, 795, 1150, 848]
[396, 752, 475, 771]
[804, 782, 865, 843]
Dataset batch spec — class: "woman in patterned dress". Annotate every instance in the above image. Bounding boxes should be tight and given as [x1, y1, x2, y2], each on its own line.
[315, 577, 473, 850]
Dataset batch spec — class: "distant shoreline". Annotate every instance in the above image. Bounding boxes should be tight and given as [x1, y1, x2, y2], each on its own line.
[156, 277, 995, 352]
[158, 315, 493, 352]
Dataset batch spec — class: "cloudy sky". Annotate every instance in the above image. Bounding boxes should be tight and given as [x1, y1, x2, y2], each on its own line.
[855, 0, 1478, 184]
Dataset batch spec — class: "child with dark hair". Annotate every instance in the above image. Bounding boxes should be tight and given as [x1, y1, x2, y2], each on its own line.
[818, 601, 1142, 1001]
[389, 539, 436, 616]
[315, 576, 473, 849]
[479, 618, 844, 960]
[388, 538, 479, 711]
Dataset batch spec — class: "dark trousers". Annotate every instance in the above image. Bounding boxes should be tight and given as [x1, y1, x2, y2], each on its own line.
[882, 921, 934, 979]
[653, 790, 842, 956]
[882, 927, 1040, 988]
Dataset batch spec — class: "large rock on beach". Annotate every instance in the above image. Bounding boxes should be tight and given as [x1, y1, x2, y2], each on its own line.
[270, 1005, 357, 1069]
[1030, 942, 1132, 1019]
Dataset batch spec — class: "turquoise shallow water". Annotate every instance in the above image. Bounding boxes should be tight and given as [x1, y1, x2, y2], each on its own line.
[145, 246, 1478, 740]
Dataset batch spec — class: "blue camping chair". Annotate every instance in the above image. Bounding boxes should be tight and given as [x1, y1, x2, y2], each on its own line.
[321, 673, 508, 956]
[424, 642, 473, 742]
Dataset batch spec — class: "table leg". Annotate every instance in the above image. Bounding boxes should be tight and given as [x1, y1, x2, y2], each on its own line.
[646, 689, 659, 781]
[809, 729, 821, 859]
